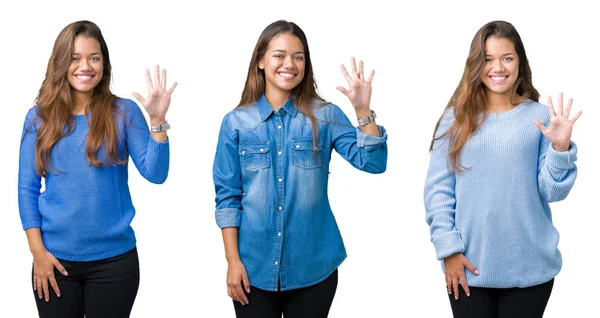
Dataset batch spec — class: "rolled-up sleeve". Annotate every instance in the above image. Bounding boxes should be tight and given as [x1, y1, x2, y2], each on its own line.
[423, 111, 465, 260]
[537, 133, 578, 203]
[330, 105, 388, 173]
[213, 115, 243, 228]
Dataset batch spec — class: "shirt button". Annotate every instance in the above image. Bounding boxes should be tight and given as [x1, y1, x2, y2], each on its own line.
[278, 151, 282, 156]
[260, 148, 264, 152]
[278, 206, 282, 211]
[275, 261, 279, 265]
[278, 125, 282, 129]
[296, 145, 300, 149]
[278, 232, 282, 237]
[241, 151, 246, 155]
[278, 178, 283, 182]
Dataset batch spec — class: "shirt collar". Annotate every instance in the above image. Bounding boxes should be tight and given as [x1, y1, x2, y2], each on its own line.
[257, 95, 298, 122]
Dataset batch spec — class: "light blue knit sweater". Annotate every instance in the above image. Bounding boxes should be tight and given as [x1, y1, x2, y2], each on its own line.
[424, 100, 578, 288]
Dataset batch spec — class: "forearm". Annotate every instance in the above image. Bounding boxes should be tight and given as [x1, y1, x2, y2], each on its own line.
[149, 116, 168, 142]
[221, 227, 241, 262]
[355, 108, 380, 137]
[25, 228, 46, 256]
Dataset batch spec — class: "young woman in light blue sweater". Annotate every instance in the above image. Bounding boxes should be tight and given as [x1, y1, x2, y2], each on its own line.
[18, 20, 176, 317]
[424, 20, 581, 318]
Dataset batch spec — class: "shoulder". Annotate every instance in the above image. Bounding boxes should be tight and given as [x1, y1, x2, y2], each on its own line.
[309, 99, 339, 121]
[521, 100, 550, 122]
[115, 97, 143, 115]
[437, 108, 456, 131]
[224, 103, 262, 129]
[23, 106, 41, 128]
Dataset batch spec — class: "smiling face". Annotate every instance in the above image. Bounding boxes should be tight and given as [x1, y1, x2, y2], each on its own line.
[67, 35, 103, 104]
[480, 36, 519, 99]
[258, 32, 305, 101]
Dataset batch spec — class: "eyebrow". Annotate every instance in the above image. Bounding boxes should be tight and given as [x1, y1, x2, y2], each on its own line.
[485, 53, 515, 57]
[271, 49, 304, 54]
[72, 52, 101, 56]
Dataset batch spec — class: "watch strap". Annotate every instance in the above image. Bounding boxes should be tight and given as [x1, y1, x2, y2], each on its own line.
[357, 110, 376, 126]
[150, 121, 170, 132]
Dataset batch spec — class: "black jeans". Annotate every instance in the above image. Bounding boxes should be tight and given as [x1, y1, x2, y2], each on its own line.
[33, 247, 140, 318]
[234, 269, 338, 318]
[449, 279, 554, 318]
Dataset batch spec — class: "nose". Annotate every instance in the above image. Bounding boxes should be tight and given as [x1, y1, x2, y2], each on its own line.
[492, 59, 505, 73]
[283, 56, 294, 69]
[79, 58, 91, 72]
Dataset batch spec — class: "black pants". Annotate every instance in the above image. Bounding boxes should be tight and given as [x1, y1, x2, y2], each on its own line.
[33, 247, 140, 318]
[234, 269, 338, 318]
[449, 279, 554, 318]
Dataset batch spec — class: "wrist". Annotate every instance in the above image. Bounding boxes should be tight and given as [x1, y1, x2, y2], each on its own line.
[30, 246, 47, 257]
[355, 107, 372, 118]
[357, 109, 376, 126]
[552, 143, 569, 152]
[150, 117, 167, 126]
[226, 255, 241, 263]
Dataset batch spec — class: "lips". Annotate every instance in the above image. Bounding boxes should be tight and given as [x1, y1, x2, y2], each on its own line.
[488, 75, 509, 84]
[278, 72, 296, 80]
[74, 74, 95, 82]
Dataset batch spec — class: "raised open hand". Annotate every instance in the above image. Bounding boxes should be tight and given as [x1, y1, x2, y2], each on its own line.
[533, 93, 582, 151]
[132, 65, 177, 121]
[336, 57, 374, 112]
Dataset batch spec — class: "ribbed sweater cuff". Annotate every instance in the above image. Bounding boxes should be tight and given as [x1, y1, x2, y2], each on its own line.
[433, 231, 465, 260]
[22, 219, 41, 230]
[546, 141, 577, 170]
[148, 136, 170, 150]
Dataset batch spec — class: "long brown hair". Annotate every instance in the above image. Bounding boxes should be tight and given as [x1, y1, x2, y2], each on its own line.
[238, 20, 325, 151]
[430, 20, 540, 171]
[34, 20, 122, 177]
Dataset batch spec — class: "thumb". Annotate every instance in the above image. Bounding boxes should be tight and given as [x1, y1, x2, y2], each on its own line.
[463, 257, 479, 275]
[533, 120, 546, 132]
[132, 92, 146, 105]
[336, 86, 349, 96]
[53, 259, 68, 276]
[242, 271, 251, 294]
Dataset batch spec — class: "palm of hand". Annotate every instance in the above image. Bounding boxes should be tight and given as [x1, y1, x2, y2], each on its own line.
[533, 94, 582, 151]
[132, 65, 177, 119]
[336, 57, 374, 110]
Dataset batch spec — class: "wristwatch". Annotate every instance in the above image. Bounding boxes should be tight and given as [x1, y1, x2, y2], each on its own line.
[357, 110, 376, 126]
[150, 121, 170, 132]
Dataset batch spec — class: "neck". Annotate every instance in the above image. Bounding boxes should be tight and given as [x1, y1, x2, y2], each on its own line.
[265, 89, 292, 111]
[485, 91, 521, 113]
[72, 92, 92, 115]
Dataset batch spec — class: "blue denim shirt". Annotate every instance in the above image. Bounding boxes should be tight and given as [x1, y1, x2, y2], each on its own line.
[213, 95, 387, 291]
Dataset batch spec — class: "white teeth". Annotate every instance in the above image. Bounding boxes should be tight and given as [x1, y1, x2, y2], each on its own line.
[279, 73, 295, 79]
[491, 76, 507, 81]
[76, 75, 92, 80]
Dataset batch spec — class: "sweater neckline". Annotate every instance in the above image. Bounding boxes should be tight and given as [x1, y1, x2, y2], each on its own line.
[484, 100, 529, 120]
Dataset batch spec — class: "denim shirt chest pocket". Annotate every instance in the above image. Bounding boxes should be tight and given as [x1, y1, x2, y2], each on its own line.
[239, 142, 271, 171]
[290, 138, 324, 169]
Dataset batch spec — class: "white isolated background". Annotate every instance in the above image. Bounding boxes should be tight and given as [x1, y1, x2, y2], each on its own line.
[0, 0, 597, 317]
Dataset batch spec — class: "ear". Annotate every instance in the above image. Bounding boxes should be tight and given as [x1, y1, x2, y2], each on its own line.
[258, 58, 265, 70]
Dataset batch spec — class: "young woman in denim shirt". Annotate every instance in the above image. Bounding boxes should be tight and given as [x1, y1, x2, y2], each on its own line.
[213, 20, 388, 318]
[424, 20, 581, 318]
[18, 20, 176, 317]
